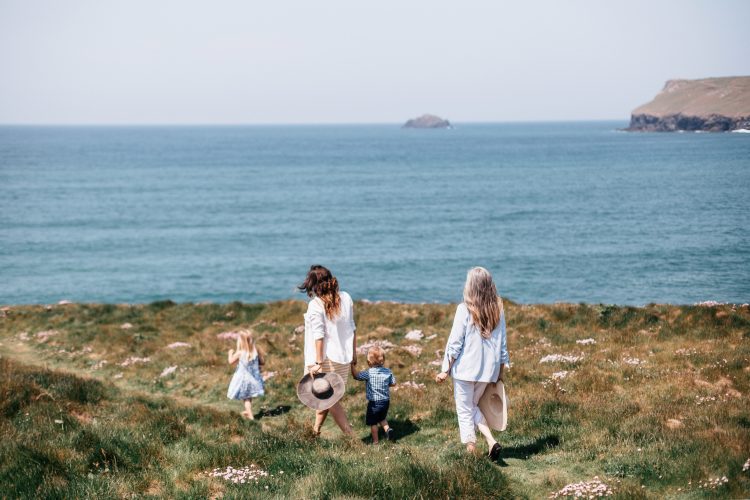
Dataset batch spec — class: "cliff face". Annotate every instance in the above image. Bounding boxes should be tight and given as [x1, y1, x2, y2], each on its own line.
[403, 114, 451, 129]
[628, 77, 750, 132]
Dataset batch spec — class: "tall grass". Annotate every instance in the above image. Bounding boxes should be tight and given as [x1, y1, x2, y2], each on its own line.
[1, 301, 748, 498]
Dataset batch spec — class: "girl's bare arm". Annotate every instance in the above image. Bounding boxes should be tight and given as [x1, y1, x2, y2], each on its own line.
[228, 349, 241, 364]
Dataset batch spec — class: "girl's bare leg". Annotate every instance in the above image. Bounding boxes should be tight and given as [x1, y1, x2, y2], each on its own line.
[243, 399, 254, 420]
[313, 409, 328, 434]
[328, 402, 353, 435]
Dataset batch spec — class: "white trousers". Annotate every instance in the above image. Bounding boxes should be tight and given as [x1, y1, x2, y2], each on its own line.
[453, 379, 489, 444]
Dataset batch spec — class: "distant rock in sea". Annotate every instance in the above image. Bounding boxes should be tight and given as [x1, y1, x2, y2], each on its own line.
[403, 114, 451, 129]
[627, 76, 750, 132]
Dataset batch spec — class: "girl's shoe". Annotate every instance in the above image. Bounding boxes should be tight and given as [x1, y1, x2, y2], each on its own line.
[489, 443, 501, 461]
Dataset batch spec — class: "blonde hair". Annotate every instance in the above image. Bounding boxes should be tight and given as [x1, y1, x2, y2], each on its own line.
[236, 329, 258, 358]
[463, 267, 503, 339]
[367, 346, 385, 367]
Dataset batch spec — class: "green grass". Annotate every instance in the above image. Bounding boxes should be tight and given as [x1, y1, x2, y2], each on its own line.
[0, 301, 748, 498]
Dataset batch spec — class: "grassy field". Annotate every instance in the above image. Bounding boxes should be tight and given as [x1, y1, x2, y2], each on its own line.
[0, 300, 748, 499]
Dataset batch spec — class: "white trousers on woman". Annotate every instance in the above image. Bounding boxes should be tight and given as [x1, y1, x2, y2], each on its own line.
[453, 379, 489, 444]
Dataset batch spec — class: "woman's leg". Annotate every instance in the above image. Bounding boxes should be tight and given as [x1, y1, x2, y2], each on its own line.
[328, 402, 353, 435]
[314, 409, 328, 433]
[453, 379, 478, 449]
[471, 383, 497, 449]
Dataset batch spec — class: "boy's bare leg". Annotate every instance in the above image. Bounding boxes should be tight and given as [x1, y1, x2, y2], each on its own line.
[371, 425, 379, 444]
[379, 419, 390, 432]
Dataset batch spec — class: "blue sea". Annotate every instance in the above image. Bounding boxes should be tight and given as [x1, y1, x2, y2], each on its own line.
[1, 122, 748, 305]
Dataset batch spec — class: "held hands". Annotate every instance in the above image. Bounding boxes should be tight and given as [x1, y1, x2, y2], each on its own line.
[435, 372, 449, 384]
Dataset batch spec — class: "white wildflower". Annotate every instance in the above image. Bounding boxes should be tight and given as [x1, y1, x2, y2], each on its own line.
[36, 330, 60, 343]
[159, 365, 178, 378]
[401, 345, 422, 357]
[540, 353, 583, 364]
[623, 357, 645, 366]
[166, 341, 191, 349]
[404, 329, 424, 341]
[120, 356, 151, 367]
[357, 340, 396, 355]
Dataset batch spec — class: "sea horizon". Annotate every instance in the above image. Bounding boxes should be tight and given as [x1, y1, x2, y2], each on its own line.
[2, 121, 748, 306]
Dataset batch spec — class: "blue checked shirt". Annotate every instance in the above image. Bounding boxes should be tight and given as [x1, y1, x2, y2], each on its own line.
[353, 366, 396, 402]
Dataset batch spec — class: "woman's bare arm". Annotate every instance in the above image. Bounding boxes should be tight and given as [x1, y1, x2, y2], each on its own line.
[351, 331, 357, 365]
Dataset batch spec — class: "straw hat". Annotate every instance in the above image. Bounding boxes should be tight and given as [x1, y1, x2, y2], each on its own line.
[478, 380, 508, 431]
[296, 372, 345, 411]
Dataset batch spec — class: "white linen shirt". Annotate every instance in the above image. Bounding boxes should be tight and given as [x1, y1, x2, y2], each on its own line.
[441, 302, 509, 383]
[304, 291, 356, 367]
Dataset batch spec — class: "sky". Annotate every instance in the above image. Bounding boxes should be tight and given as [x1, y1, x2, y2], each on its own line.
[1, 0, 748, 124]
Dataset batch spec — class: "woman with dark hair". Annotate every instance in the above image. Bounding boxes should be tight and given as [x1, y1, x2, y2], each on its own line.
[299, 265, 356, 436]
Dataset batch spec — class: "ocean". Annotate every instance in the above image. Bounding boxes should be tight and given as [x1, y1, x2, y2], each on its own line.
[1, 122, 748, 305]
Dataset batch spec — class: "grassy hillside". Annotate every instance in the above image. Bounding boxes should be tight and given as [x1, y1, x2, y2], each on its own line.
[1, 300, 749, 498]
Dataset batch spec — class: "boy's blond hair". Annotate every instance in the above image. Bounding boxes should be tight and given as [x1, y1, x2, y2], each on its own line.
[367, 346, 385, 367]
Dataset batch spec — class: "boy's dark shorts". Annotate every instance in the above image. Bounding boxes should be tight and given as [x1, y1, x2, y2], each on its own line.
[366, 399, 390, 426]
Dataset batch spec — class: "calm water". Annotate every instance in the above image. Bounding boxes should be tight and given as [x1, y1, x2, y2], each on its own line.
[1, 122, 748, 305]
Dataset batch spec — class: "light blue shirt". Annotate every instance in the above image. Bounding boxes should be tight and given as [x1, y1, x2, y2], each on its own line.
[441, 303, 509, 383]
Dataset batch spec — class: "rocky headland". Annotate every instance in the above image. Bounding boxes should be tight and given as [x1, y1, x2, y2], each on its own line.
[402, 114, 451, 129]
[627, 76, 750, 132]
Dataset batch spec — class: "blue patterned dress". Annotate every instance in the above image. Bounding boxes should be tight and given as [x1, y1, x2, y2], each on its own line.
[227, 351, 265, 400]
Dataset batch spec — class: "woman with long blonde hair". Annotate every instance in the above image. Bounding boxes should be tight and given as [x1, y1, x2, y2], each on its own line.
[298, 265, 357, 436]
[436, 267, 509, 459]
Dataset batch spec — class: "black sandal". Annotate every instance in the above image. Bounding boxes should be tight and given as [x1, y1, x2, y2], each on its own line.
[489, 443, 501, 460]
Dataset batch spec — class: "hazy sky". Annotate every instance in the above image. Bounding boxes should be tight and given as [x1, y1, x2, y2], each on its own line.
[1, 0, 748, 124]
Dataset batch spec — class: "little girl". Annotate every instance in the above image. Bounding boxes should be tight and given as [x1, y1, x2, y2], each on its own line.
[227, 329, 265, 419]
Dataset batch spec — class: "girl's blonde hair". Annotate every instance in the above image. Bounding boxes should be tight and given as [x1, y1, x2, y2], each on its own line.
[236, 329, 258, 358]
[463, 267, 504, 339]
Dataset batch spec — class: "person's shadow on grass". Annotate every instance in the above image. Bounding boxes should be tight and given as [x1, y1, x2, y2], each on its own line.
[359, 418, 420, 444]
[494, 434, 560, 466]
[254, 405, 291, 420]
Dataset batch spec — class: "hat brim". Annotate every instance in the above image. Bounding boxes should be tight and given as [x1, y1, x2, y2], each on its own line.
[478, 380, 508, 431]
[296, 372, 346, 411]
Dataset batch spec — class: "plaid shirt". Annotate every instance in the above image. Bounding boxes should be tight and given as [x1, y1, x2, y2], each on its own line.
[353, 366, 396, 402]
